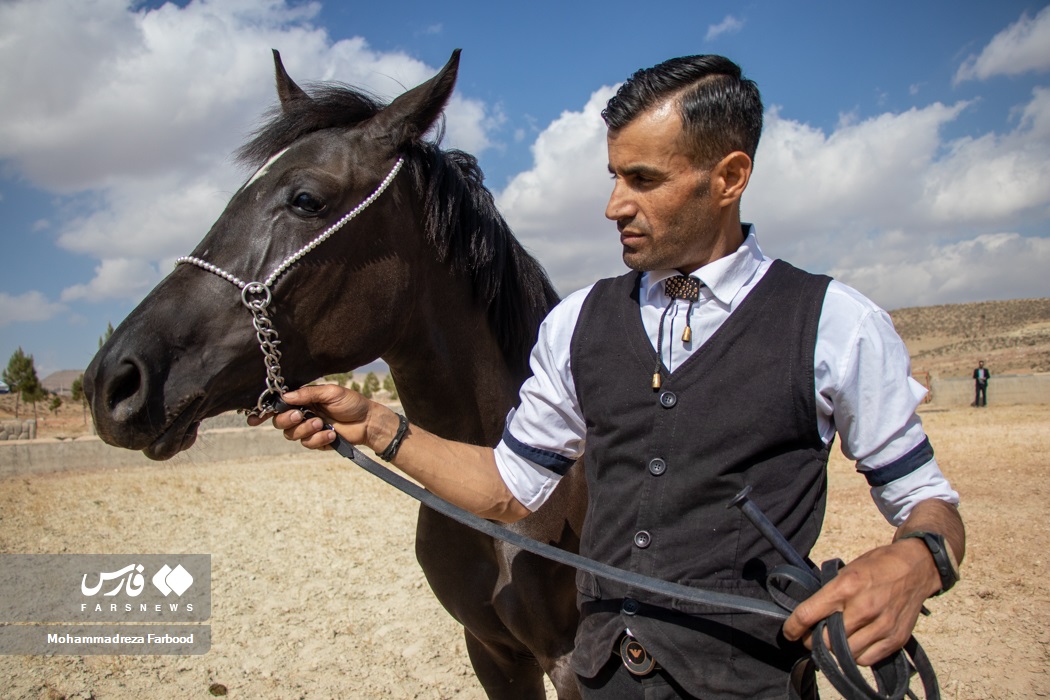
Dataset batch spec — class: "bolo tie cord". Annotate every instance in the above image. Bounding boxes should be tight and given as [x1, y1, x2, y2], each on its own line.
[653, 276, 701, 390]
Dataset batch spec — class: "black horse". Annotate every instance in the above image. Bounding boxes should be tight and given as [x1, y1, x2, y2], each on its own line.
[85, 50, 586, 698]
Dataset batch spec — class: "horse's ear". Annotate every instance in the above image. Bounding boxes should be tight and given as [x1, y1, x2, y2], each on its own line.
[272, 49, 311, 111]
[368, 49, 461, 148]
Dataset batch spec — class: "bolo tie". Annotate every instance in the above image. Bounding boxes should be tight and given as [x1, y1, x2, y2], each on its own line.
[653, 275, 701, 390]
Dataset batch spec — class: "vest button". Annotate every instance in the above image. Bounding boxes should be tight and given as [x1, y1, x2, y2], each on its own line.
[648, 458, 666, 476]
[659, 391, 677, 408]
[634, 530, 651, 548]
[622, 598, 640, 615]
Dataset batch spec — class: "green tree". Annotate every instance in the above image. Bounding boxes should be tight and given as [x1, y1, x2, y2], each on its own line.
[71, 374, 88, 425]
[98, 321, 114, 350]
[3, 347, 43, 419]
[24, 380, 46, 422]
[364, 371, 381, 396]
[382, 374, 398, 400]
[325, 372, 352, 387]
[350, 381, 361, 393]
[49, 395, 63, 413]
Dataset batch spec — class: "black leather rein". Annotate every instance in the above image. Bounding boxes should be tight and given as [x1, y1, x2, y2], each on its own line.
[280, 402, 940, 700]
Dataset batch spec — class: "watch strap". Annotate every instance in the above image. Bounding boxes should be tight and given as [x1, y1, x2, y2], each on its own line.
[378, 413, 409, 462]
[899, 531, 959, 595]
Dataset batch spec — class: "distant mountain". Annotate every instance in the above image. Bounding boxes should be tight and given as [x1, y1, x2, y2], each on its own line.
[889, 298, 1050, 378]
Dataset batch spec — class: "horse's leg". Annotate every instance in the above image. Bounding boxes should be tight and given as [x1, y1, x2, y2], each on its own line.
[415, 508, 553, 699]
[463, 629, 547, 699]
[491, 464, 586, 700]
[489, 547, 580, 700]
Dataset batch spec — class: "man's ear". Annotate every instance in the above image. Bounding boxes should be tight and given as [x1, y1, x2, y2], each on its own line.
[711, 151, 753, 207]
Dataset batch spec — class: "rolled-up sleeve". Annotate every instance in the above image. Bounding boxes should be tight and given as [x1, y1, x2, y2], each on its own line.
[494, 287, 591, 511]
[816, 282, 959, 525]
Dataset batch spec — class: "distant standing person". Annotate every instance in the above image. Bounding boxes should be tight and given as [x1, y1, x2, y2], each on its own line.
[973, 360, 990, 407]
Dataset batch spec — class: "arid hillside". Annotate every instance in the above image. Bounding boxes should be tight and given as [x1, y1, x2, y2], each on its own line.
[889, 297, 1050, 379]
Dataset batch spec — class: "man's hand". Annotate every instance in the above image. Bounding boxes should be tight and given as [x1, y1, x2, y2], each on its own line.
[782, 538, 936, 665]
[782, 499, 964, 666]
[245, 384, 387, 452]
[247, 384, 530, 523]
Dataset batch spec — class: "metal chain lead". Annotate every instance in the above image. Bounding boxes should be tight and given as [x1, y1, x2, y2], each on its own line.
[243, 282, 287, 416]
[173, 157, 404, 415]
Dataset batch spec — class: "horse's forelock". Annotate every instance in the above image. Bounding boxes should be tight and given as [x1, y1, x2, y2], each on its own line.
[236, 83, 385, 168]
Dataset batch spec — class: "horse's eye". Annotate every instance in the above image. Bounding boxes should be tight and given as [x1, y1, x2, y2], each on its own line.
[292, 192, 325, 214]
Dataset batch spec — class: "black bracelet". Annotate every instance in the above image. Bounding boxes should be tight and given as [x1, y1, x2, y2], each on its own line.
[378, 413, 409, 461]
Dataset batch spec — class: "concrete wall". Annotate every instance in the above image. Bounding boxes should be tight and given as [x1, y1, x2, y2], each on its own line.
[0, 426, 307, 478]
[928, 373, 1050, 407]
[3, 380, 1044, 476]
[0, 419, 36, 441]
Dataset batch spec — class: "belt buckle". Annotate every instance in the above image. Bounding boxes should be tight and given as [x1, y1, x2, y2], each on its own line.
[619, 633, 657, 676]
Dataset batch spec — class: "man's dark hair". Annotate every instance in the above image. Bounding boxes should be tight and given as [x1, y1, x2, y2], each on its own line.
[602, 55, 763, 166]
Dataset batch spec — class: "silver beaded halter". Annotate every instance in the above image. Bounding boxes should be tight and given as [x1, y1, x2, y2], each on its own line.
[175, 156, 404, 417]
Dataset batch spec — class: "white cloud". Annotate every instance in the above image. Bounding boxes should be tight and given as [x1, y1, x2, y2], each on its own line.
[2, 0, 1047, 318]
[0, 291, 66, 327]
[498, 84, 1050, 308]
[924, 87, 1050, 225]
[747, 87, 1050, 268]
[55, 168, 239, 259]
[830, 232, 1050, 309]
[60, 258, 164, 302]
[747, 101, 968, 264]
[955, 5, 1050, 83]
[746, 88, 1050, 308]
[0, 0, 496, 303]
[497, 86, 623, 294]
[705, 15, 745, 42]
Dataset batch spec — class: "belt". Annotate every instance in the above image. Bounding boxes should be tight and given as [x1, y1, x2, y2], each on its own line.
[616, 633, 660, 676]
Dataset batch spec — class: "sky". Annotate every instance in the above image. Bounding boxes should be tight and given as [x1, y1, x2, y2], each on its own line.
[1, 0, 1048, 378]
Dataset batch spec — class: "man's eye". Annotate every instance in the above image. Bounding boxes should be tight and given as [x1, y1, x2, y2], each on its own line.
[292, 192, 325, 214]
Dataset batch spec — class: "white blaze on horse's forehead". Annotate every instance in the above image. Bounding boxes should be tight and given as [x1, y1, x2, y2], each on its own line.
[244, 146, 292, 191]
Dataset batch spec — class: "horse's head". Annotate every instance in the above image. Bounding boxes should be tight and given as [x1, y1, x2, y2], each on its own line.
[84, 51, 467, 459]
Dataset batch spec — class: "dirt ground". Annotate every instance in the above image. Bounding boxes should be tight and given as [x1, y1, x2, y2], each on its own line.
[1, 403, 1048, 699]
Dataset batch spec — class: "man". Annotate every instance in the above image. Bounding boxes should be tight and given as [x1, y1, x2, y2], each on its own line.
[973, 360, 990, 407]
[261, 55, 964, 699]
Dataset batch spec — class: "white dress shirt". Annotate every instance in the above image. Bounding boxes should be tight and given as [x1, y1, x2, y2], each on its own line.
[494, 227, 958, 525]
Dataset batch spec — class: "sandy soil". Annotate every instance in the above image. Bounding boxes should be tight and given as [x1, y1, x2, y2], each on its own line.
[1, 404, 1048, 699]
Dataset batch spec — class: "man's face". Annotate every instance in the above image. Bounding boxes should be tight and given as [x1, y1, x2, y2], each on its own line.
[605, 102, 718, 273]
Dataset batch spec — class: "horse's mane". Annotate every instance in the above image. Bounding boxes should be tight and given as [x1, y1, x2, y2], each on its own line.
[236, 83, 560, 379]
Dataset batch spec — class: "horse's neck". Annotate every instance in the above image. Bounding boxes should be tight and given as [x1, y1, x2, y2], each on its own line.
[384, 274, 523, 447]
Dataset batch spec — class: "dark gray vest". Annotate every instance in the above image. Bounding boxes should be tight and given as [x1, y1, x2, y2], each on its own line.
[569, 260, 832, 698]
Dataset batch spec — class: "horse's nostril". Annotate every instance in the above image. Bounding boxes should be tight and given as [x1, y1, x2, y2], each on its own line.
[105, 358, 147, 421]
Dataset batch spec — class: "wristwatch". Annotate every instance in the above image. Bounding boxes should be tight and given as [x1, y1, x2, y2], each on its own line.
[898, 531, 960, 595]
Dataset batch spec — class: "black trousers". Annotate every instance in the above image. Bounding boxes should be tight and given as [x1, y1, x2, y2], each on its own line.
[975, 382, 987, 406]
